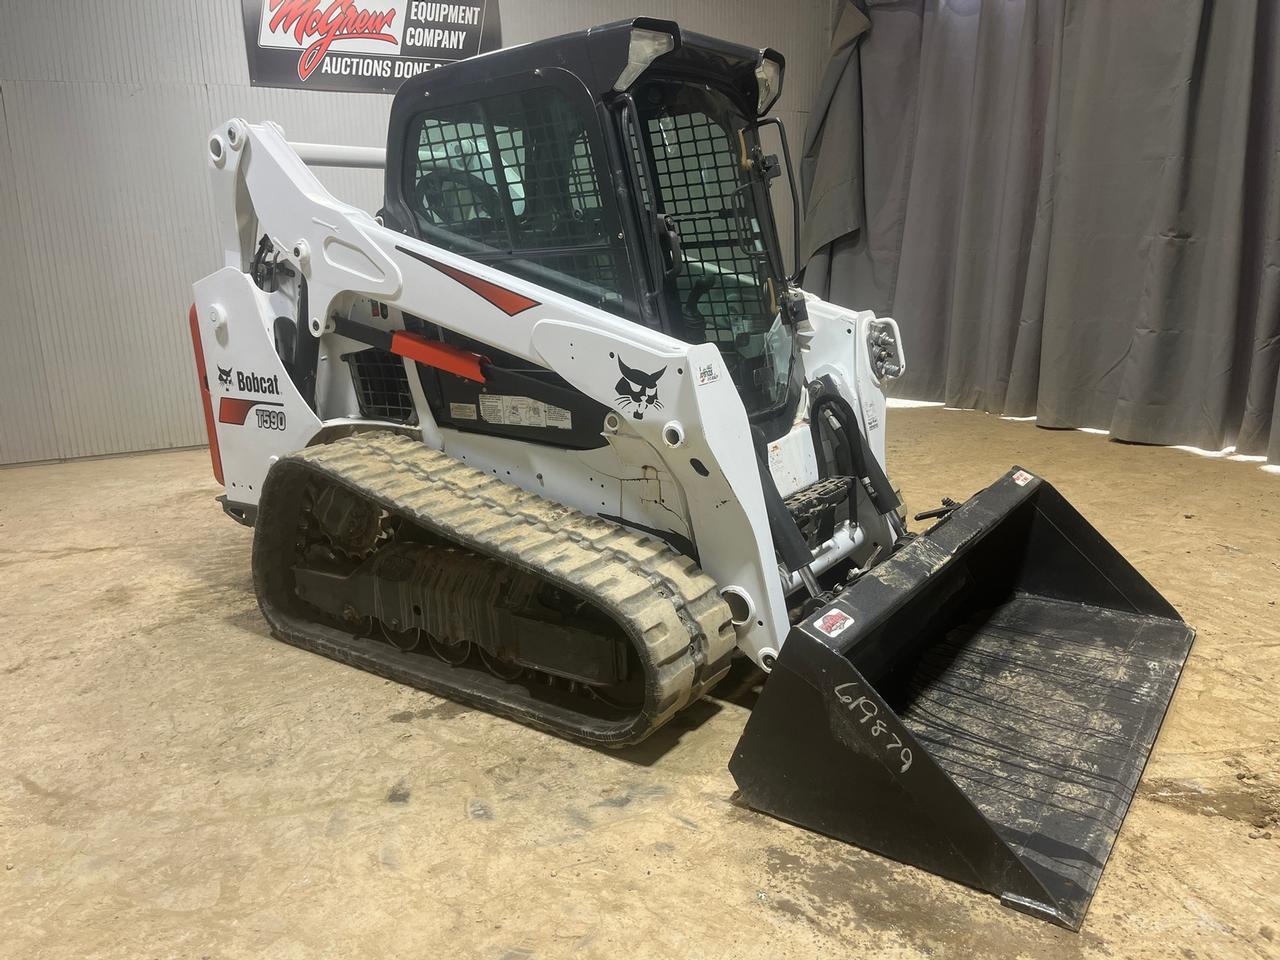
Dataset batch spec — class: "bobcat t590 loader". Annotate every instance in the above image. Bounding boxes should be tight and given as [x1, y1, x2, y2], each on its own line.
[189, 19, 1194, 929]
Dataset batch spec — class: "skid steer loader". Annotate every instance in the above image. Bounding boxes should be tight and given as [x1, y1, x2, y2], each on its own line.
[188, 19, 1194, 929]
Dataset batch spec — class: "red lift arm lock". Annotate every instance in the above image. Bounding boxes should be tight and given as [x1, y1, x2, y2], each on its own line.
[390, 331, 487, 383]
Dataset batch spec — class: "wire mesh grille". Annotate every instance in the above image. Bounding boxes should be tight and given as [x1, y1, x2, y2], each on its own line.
[345, 349, 415, 424]
[627, 122, 654, 210]
[632, 79, 793, 416]
[489, 102, 605, 249]
[413, 108, 506, 246]
[569, 139, 602, 214]
[642, 109, 773, 345]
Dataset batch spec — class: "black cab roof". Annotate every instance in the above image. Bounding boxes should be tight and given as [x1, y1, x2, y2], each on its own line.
[390, 18, 784, 122]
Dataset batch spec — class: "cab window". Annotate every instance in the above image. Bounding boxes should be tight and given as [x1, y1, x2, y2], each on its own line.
[406, 87, 633, 316]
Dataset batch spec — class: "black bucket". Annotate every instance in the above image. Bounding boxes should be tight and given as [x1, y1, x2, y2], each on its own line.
[729, 468, 1195, 929]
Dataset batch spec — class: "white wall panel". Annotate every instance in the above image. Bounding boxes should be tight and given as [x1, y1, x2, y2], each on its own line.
[0, 86, 60, 464]
[0, 0, 830, 464]
[0, 0, 220, 86]
[4, 81, 217, 459]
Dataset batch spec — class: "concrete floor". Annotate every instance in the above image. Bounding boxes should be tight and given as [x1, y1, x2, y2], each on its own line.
[2, 408, 1277, 959]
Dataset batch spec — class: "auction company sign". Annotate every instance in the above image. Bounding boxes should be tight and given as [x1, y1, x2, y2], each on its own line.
[242, 0, 502, 94]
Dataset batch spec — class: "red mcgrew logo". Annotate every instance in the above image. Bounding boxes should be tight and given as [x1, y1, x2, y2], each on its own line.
[266, 0, 400, 81]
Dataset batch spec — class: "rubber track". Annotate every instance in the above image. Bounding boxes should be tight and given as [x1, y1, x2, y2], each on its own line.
[253, 432, 736, 746]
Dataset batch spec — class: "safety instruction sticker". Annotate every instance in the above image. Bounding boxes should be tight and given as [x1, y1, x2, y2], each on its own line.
[449, 403, 477, 421]
[862, 400, 881, 432]
[479, 394, 572, 430]
[1012, 469, 1034, 486]
[814, 609, 856, 639]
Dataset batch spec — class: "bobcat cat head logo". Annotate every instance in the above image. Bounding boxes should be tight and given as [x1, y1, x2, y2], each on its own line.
[217, 366, 233, 387]
[614, 357, 666, 420]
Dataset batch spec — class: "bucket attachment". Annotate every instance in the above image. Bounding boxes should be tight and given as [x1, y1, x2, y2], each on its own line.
[730, 468, 1194, 930]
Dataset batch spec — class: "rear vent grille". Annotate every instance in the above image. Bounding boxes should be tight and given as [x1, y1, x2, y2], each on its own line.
[345, 348, 416, 424]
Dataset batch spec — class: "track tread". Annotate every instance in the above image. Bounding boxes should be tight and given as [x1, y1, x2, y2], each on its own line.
[254, 432, 736, 746]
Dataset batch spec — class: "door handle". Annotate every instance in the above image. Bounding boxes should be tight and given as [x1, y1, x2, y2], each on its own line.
[657, 213, 683, 277]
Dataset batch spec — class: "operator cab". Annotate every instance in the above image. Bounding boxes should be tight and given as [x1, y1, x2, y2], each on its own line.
[382, 19, 804, 443]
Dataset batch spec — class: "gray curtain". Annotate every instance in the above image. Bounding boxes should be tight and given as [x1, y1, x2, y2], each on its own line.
[801, 0, 1280, 462]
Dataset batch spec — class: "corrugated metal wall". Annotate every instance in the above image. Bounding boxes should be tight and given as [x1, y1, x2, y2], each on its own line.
[0, 0, 828, 464]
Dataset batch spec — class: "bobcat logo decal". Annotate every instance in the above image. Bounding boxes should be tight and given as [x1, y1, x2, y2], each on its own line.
[217, 365, 233, 388]
[614, 357, 666, 420]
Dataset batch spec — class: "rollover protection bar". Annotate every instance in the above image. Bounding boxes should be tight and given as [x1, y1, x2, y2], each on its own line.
[287, 140, 386, 169]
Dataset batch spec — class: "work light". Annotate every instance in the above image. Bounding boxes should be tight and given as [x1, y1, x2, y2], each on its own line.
[755, 54, 783, 114]
[613, 27, 676, 91]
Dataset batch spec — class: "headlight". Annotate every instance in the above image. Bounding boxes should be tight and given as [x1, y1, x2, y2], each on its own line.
[613, 27, 676, 92]
[755, 56, 783, 114]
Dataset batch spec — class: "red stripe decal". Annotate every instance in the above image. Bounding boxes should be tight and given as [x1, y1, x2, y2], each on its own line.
[188, 305, 224, 485]
[421, 256, 540, 316]
[218, 396, 281, 425]
[390, 331, 487, 383]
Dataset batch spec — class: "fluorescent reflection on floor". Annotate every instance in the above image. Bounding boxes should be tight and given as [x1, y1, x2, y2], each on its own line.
[885, 400, 1276, 473]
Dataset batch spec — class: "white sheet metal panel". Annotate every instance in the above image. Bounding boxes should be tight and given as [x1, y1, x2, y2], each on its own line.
[0, 0, 828, 464]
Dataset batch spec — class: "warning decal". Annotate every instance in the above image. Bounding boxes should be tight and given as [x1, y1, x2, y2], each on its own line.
[546, 405, 572, 430]
[479, 395, 572, 430]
